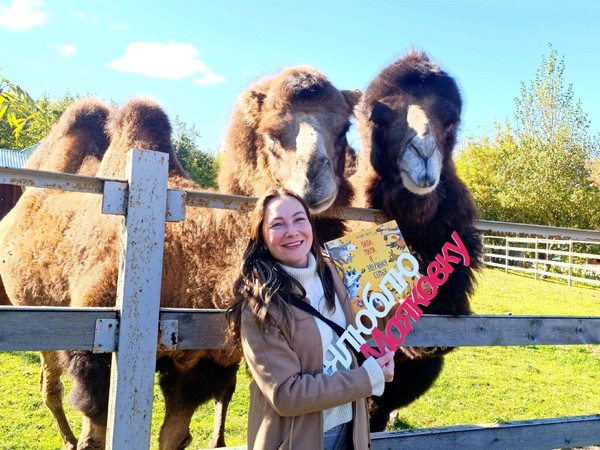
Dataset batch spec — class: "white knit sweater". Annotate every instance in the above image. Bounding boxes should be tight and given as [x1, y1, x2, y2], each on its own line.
[281, 253, 385, 432]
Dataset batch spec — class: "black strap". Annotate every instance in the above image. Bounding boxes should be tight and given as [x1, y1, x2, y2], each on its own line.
[287, 297, 347, 337]
[288, 297, 363, 360]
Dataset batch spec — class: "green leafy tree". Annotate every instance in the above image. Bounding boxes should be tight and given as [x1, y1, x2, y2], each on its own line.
[0, 77, 77, 149]
[0, 77, 38, 135]
[457, 44, 600, 230]
[172, 117, 219, 189]
[589, 158, 600, 188]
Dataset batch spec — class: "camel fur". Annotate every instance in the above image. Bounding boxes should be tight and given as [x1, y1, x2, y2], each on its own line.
[351, 50, 483, 430]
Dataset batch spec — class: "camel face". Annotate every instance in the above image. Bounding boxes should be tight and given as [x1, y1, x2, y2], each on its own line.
[398, 104, 444, 195]
[357, 51, 462, 198]
[218, 66, 359, 215]
[259, 111, 348, 213]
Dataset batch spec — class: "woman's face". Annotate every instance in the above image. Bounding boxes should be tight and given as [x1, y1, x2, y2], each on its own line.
[262, 195, 313, 268]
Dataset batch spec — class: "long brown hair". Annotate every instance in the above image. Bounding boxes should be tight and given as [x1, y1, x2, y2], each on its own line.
[227, 188, 336, 342]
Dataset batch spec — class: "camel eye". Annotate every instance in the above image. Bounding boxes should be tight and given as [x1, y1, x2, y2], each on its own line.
[337, 123, 350, 142]
[370, 102, 392, 127]
[265, 135, 278, 151]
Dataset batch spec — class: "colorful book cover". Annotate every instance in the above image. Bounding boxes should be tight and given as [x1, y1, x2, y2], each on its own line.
[324, 220, 421, 315]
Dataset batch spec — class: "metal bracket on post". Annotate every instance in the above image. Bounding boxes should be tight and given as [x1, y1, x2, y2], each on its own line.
[102, 181, 185, 222]
[166, 190, 186, 222]
[158, 320, 179, 351]
[102, 180, 128, 216]
[93, 319, 118, 353]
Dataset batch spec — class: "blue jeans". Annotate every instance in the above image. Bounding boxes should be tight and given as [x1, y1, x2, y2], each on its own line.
[323, 421, 352, 450]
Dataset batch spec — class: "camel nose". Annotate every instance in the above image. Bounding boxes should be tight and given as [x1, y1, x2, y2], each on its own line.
[304, 154, 330, 178]
[410, 128, 437, 160]
[410, 156, 436, 187]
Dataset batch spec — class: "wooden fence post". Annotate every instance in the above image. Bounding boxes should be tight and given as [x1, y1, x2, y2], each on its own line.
[105, 150, 169, 449]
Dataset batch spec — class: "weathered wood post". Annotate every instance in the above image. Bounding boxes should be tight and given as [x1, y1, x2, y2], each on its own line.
[105, 149, 169, 449]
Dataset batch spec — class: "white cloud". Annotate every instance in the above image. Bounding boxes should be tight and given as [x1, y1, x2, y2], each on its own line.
[110, 23, 127, 31]
[71, 11, 84, 20]
[57, 44, 76, 58]
[108, 42, 224, 85]
[194, 72, 225, 86]
[0, 0, 48, 31]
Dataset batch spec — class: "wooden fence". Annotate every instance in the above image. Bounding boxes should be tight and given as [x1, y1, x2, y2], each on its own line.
[483, 236, 600, 287]
[0, 150, 599, 449]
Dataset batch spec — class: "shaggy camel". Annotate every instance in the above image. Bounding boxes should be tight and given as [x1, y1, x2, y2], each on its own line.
[1, 66, 360, 449]
[351, 50, 483, 430]
[0, 98, 237, 450]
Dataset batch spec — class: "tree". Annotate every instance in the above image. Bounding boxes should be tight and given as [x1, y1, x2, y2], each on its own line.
[0, 77, 39, 148]
[0, 77, 77, 149]
[457, 45, 600, 230]
[172, 117, 219, 189]
[589, 158, 600, 188]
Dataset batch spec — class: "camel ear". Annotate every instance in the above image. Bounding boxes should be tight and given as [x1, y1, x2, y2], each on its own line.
[239, 89, 267, 122]
[341, 89, 361, 109]
[370, 101, 393, 126]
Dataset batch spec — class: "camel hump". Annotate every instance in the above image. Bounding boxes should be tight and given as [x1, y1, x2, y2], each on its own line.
[99, 97, 185, 178]
[25, 97, 112, 176]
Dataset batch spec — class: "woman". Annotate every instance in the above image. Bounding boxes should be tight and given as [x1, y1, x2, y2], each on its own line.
[228, 188, 394, 450]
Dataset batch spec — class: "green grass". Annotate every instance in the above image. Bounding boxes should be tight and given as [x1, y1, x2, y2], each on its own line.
[0, 268, 598, 449]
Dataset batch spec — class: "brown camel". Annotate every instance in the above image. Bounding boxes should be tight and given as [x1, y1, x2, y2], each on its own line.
[0, 66, 360, 449]
[351, 50, 484, 431]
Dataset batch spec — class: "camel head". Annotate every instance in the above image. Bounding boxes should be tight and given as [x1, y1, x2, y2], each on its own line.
[357, 50, 462, 196]
[220, 66, 360, 213]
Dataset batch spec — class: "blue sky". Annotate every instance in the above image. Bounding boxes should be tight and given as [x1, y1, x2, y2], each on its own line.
[1, 0, 599, 154]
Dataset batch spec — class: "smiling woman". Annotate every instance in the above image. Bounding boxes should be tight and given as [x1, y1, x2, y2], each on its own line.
[226, 187, 395, 450]
[262, 194, 314, 268]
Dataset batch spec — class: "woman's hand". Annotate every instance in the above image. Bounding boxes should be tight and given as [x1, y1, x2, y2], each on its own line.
[375, 349, 395, 382]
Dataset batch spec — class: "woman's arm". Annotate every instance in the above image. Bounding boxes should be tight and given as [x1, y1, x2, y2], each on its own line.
[241, 307, 374, 417]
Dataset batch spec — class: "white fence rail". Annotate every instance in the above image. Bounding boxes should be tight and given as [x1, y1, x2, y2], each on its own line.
[482, 236, 600, 287]
[1, 151, 599, 449]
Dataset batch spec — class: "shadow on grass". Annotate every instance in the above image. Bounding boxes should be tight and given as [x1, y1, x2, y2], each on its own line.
[19, 352, 40, 365]
[389, 416, 418, 430]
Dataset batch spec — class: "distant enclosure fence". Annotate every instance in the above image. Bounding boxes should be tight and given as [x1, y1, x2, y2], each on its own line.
[483, 236, 600, 287]
[0, 150, 599, 450]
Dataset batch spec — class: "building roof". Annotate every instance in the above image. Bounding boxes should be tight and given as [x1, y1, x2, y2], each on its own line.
[0, 144, 38, 168]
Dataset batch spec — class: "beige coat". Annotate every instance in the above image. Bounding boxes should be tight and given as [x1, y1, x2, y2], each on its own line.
[240, 267, 372, 450]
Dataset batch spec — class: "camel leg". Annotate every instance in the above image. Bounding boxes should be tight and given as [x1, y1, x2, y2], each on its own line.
[77, 417, 107, 450]
[65, 351, 111, 450]
[39, 351, 78, 450]
[368, 354, 444, 431]
[157, 356, 239, 449]
[209, 371, 237, 448]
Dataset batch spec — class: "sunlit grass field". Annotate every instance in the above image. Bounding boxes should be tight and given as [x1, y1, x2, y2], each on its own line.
[0, 268, 598, 449]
